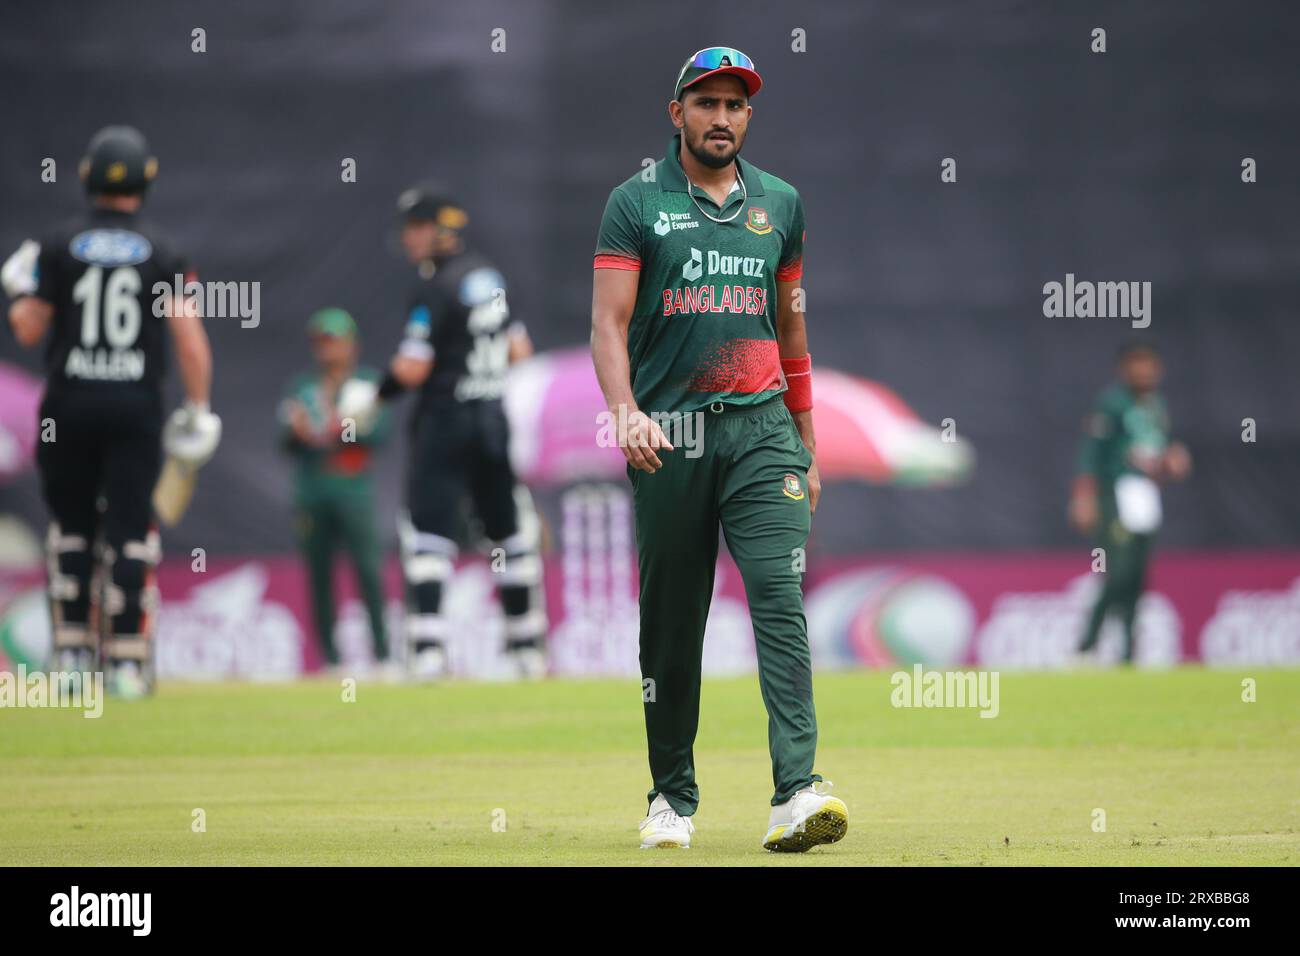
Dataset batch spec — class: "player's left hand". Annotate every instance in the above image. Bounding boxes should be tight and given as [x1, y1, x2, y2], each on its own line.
[1163, 442, 1192, 482]
[806, 459, 822, 514]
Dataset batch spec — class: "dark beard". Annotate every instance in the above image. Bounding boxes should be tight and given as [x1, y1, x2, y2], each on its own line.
[686, 131, 741, 169]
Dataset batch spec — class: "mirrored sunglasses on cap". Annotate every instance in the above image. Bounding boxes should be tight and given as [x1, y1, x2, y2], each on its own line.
[675, 46, 761, 99]
[686, 46, 754, 71]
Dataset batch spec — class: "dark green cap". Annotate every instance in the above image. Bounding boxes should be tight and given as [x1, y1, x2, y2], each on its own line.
[307, 308, 357, 339]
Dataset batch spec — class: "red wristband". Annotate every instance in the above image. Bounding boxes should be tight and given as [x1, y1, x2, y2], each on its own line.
[780, 354, 813, 413]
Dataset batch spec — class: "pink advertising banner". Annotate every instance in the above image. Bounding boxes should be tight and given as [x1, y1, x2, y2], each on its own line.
[803, 552, 1300, 670]
[3, 548, 1299, 677]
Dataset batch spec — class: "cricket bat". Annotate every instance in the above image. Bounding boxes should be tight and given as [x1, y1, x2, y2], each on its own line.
[152, 457, 198, 527]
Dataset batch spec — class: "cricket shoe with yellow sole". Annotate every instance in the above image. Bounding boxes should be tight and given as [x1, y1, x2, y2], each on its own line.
[763, 781, 848, 852]
[639, 794, 695, 849]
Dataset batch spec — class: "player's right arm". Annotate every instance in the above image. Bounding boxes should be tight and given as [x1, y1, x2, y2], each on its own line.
[161, 269, 222, 468]
[386, 301, 436, 392]
[336, 297, 435, 429]
[591, 187, 672, 473]
[592, 268, 674, 473]
[166, 297, 213, 406]
[4, 239, 53, 347]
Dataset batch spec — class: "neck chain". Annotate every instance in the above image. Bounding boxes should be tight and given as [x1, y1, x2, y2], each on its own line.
[685, 167, 747, 224]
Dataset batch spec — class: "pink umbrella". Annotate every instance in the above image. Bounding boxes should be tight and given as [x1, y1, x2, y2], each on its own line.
[503, 347, 973, 486]
[813, 368, 973, 485]
[504, 349, 627, 485]
[0, 361, 42, 483]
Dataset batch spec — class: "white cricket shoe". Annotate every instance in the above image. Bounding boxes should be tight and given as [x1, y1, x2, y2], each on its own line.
[410, 645, 449, 682]
[763, 780, 848, 852]
[108, 661, 152, 700]
[639, 794, 695, 849]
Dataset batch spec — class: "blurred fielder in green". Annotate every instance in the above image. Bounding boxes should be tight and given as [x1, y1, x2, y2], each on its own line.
[280, 308, 391, 669]
[1070, 342, 1191, 663]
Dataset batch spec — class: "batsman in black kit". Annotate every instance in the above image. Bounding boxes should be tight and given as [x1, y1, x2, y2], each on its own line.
[339, 185, 546, 680]
[2, 126, 221, 697]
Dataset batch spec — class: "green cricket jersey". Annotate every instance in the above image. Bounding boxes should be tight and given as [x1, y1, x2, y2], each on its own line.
[1077, 383, 1171, 490]
[279, 366, 391, 493]
[594, 132, 806, 415]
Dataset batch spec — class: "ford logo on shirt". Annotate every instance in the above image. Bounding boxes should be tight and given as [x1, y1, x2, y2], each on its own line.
[69, 229, 153, 267]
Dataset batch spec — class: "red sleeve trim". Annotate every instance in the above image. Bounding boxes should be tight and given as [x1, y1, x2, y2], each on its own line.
[775, 256, 802, 282]
[594, 254, 640, 272]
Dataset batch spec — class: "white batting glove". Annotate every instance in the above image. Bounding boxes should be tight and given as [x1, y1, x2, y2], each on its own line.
[1, 240, 39, 299]
[163, 400, 223, 467]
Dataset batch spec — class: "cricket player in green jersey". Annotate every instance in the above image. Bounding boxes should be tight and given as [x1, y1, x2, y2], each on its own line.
[591, 47, 847, 852]
[280, 309, 392, 671]
[1070, 342, 1191, 663]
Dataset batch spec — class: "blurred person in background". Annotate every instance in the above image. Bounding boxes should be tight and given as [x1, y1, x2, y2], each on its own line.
[336, 185, 546, 681]
[2, 125, 220, 697]
[279, 308, 391, 672]
[1069, 341, 1192, 664]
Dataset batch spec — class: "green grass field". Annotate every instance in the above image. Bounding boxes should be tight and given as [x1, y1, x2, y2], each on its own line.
[1, 668, 1296, 865]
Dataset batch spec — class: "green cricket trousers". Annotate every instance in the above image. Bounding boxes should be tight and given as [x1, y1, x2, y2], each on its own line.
[294, 479, 388, 667]
[629, 395, 821, 816]
[1079, 494, 1153, 663]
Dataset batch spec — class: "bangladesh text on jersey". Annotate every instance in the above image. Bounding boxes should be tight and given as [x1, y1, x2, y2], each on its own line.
[594, 133, 806, 415]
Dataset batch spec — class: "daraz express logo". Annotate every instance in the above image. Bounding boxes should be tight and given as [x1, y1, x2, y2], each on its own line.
[681, 248, 767, 282]
[655, 211, 698, 236]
